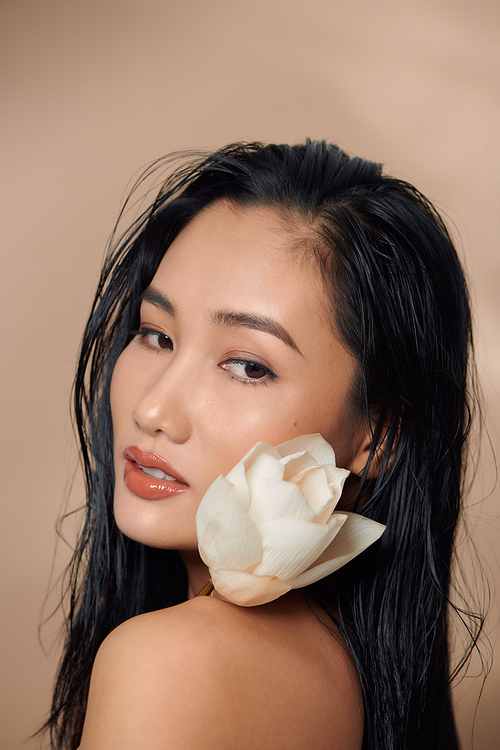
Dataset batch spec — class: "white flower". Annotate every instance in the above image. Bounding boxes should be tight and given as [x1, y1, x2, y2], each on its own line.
[196, 434, 385, 606]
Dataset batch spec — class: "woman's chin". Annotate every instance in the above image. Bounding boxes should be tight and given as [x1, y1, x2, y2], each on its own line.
[113, 492, 199, 551]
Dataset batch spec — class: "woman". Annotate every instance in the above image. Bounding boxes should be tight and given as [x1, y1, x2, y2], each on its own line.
[43, 141, 481, 749]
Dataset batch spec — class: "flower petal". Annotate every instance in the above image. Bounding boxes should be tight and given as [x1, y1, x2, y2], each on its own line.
[248, 479, 315, 525]
[323, 464, 350, 493]
[252, 517, 340, 580]
[287, 558, 345, 588]
[196, 476, 262, 571]
[317, 512, 386, 563]
[290, 512, 385, 587]
[225, 443, 281, 506]
[291, 465, 336, 519]
[245, 451, 285, 486]
[276, 434, 337, 466]
[280, 451, 319, 477]
[222, 462, 249, 508]
[211, 568, 291, 606]
[229, 442, 281, 476]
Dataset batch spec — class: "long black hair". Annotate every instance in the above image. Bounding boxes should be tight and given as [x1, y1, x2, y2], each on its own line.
[43, 141, 483, 749]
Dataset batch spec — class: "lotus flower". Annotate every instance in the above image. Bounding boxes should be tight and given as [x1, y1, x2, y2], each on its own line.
[196, 434, 385, 606]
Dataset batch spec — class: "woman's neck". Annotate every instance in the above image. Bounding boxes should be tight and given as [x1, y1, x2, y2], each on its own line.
[178, 549, 211, 599]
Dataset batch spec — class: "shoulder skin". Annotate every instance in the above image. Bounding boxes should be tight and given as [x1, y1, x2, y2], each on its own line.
[78, 593, 364, 750]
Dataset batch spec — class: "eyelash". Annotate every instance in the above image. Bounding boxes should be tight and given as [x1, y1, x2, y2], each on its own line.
[131, 327, 278, 386]
[220, 358, 277, 385]
[132, 327, 173, 351]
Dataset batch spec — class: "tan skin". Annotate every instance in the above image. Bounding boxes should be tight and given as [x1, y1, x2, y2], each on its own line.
[79, 201, 374, 749]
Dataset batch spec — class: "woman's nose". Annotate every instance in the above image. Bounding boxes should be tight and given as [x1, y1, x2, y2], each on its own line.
[131, 359, 194, 444]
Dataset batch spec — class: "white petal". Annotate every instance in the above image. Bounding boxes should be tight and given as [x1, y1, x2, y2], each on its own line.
[280, 451, 318, 477]
[225, 443, 281, 504]
[290, 512, 385, 587]
[316, 512, 386, 562]
[223, 462, 250, 510]
[196, 476, 262, 571]
[307, 466, 351, 523]
[229, 442, 280, 476]
[276, 434, 337, 466]
[287, 558, 345, 588]
[246, 451, 285, 486]
[323, 464, 351, 492]
[252, 518, 340, 580]
[292, 465, 335, 517]
[248, 479, 315, 525]
[211, 568, 291, 606]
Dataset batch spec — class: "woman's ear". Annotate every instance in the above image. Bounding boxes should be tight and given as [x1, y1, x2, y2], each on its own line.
[345, 418, 395, 479]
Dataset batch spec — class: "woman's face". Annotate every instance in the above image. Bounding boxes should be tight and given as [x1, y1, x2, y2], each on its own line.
[111, 200, 363, 550]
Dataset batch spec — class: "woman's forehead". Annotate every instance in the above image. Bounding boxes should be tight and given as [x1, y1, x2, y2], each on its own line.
[149, 200, 332, 335]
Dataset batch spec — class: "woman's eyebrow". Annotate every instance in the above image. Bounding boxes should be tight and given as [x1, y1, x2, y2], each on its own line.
[211, 309, 303, 356]
[140, 287, 303, 356]
[140, 287, 176, 316]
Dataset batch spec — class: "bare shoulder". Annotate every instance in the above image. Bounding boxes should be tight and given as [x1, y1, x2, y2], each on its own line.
[79, 595, 363, 750]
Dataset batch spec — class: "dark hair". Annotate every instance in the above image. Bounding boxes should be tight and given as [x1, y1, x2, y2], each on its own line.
[43, 141, 483, 749]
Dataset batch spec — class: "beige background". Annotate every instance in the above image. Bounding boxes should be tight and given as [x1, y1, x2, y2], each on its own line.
[1, 1, 499, 748]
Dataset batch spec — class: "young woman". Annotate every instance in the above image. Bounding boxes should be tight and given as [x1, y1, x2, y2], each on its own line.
[43, 141, 481, 749]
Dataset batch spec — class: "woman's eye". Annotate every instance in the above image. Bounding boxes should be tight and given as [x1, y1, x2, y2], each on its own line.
[221, 359, 277, 384]
[133, 327, 173, 351]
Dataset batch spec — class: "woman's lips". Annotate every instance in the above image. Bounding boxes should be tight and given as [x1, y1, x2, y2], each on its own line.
[123, 445, 189, 500]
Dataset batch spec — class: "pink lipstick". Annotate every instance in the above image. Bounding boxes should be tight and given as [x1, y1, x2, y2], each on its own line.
[123, 445, 189, 500]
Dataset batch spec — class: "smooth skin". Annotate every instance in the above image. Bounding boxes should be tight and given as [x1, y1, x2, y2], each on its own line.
[79, 200, 372, 749]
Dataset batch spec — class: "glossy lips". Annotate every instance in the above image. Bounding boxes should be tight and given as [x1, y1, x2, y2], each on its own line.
[123, 445, 189, 500]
